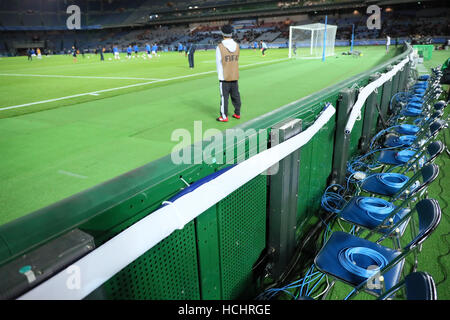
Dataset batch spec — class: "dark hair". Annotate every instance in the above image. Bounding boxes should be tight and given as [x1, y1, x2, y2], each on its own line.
[221, 24, 233, 36]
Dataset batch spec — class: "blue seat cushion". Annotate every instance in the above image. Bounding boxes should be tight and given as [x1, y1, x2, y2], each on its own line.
[407, 102, 423, 109]
[409, 96, 424, 103]
[377, 150, 406, 165]
[339, 197, 410, 235]
[378, 149, 416, 165]
[384, 135, 416, 147]
[314, 231, 404, 292]
[395, 124, 420, 135]
[401, 108, 422, 117]
[414, 88, 426, 94]
[360, 173, 408, 196]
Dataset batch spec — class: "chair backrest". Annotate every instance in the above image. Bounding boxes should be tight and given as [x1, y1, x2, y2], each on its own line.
[392, 163, 439, 201]
[428, 119, 446, 138]
[405, 272, 437, 300]
[378, 271, 437, 300]
[409, 118, 445, 150]
[404, 198, 441, 251]
[400, 140, 443, 173]
[426, 140, 445, 163]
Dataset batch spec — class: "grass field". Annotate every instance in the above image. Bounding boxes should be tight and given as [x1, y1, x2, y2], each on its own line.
[0, 46, 400, 225]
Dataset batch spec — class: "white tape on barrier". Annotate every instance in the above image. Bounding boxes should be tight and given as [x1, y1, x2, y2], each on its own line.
[344, 56, 410, 135]
[18, 104, 336, 300]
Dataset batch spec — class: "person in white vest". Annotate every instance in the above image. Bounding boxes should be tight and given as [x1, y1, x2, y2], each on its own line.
[216, 24, 242, 122]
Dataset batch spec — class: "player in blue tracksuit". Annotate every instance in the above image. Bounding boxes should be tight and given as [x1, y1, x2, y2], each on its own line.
[133, 44, 139, 57]
[253, 41, 258, 51]
[113, 45, 120, 60]
[145, 43, 151, 59]
[127, 45, 132, 59]
[178, 42, 183, 54]
[152, 43, 158, 56]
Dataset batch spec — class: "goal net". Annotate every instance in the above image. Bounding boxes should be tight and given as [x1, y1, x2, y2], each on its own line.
[289, 23, 337, 59]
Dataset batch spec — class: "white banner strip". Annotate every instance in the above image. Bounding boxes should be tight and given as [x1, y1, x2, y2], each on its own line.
[18, 104, 336, 300]
[344, 56, 410, 135]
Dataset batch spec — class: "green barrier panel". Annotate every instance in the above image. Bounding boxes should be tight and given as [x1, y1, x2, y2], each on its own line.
[0, 45, 413, 300]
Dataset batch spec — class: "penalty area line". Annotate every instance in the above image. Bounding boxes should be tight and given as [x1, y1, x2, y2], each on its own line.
[0, 57, 289, 112]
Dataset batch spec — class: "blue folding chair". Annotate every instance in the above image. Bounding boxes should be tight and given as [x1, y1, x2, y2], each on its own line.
[383, 118, 446, 149]
[359, 163, 439, 200]
[314, 199, 441, 299]
[340, 145, 442, 251]
[378, 140, 444, 172]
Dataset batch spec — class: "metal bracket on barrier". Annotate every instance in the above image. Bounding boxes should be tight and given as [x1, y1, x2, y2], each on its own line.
[360, 73, 382, 153]
[380, 65, 394, 118]
[267, 118, 302, 280]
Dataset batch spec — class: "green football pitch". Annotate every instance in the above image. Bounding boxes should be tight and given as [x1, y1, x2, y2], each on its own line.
[0, 45, 449, 299]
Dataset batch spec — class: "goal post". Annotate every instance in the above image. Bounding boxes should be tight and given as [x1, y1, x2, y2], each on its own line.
[288, 23, 337, 59]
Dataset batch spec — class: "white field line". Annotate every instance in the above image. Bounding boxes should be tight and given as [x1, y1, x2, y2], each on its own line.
[0, 73, 161, 81]
[58, 170, 88, 179]
[0, 57, 289, 111]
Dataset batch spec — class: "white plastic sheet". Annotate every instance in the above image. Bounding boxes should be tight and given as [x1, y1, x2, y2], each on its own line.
[344, 57, 410, 135]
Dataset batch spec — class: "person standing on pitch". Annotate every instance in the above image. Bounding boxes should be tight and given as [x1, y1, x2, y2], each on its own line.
[100, 46, 105, 61]
[71, 46, 77, 63]
[216, 24, 241, 122]
[386, 34, 391, 53]
[260, 40, 268, 56]
[127, 45, 132, 59]
[187, 42, 196, 69]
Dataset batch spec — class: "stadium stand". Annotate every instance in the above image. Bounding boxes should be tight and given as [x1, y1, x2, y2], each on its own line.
[0, 1, 448, 55]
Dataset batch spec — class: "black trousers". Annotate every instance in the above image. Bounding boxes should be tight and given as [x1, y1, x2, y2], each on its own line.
[188, 53, 194, 68]
[219, 80, 241, 118]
